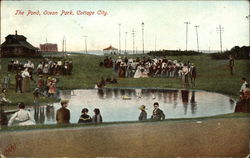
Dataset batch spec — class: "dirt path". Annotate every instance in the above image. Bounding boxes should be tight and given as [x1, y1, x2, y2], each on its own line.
[0, 117, 249, 158]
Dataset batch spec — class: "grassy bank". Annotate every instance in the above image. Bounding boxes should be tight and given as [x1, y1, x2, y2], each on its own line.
[0, 54, 249, 106]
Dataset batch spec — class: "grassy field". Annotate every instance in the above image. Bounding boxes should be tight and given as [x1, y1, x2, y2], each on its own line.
[0, 53, 249, 107]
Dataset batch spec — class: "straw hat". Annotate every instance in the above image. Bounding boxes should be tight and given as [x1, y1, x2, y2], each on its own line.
[139, 105, 147, 110]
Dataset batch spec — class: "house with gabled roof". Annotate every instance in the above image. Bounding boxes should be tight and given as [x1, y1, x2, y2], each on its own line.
[0, 30, 40, 57]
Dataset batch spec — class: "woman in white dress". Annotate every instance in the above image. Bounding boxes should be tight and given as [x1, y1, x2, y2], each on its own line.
[8, 102, 35, 126]
[134, 64, 142, 78]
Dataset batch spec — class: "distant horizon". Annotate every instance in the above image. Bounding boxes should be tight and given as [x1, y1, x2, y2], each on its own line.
[1, 1, 249, 51]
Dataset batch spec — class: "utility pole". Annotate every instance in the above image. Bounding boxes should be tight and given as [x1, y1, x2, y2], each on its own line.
[64, 37, 66, 53]
[83, 35, 88, 54]
[142, 22, 144, 54]
[132, 29, 136, 54]
[216, 25, 224, 53]
[154, 35, 157, 51]
[184, 22, 190, 51]
[125, 32, 128, 54]
[62, 38, 64, 52]
[194, 25, 199, 52]
[246, 15, 250, 47]
[118, 23, 121, 54]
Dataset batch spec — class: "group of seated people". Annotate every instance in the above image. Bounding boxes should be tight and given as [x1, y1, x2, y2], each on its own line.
[7, 58, 73, 76]
[101, 56, 196, 87]
[36, 58, 73, 75]
[102, 56, 196, 78]
[8, 60, 35, 72]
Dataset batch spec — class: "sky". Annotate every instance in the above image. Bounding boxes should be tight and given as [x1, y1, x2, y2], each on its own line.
[1, 1, 249, 52]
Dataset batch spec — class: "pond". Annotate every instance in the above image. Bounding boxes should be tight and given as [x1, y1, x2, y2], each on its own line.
[14, 88, 236, 124]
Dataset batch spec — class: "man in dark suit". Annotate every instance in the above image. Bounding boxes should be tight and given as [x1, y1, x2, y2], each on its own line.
[151, 102, 165, 121]
[56, 100, 70, 124]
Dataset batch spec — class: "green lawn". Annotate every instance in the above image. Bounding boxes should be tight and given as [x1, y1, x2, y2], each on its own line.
[0, 53, 249, 107]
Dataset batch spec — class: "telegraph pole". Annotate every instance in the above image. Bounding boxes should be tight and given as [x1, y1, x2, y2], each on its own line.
[142, 22, 144, 54]
[216, 25, 224, 53]
[246, 15, 250, 47]
[62, 38, 64, 52]
[194, 25, 199, 52]
[118, 23, 121, 54]
[155, 35, 157, 51]
[125, 32, 128, 54]
[64, 37, 66, 52]
[83, 35, 88, 54]
[184, 22, 190, 51]
[132, 29, 136, 54]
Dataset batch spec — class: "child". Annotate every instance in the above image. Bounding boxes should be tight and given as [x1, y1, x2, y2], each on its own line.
[138, 105, 147, 121]
[78, 108, 92, 123]
[92, 108, 103, 123]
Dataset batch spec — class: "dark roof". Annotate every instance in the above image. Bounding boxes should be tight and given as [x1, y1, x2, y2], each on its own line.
[1, 34, 38, 50]
[6, 34, 26, 41]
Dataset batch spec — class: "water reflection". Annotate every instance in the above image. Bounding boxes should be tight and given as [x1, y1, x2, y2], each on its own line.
[34, 106, 45, 124]
[33, 105, 55, 124]
[46, 105, 55, 122]
[97, 89, 104, 99]
[190, 91, 197, 114]
[181, 90, 189, 115]
[9, 88, 236, 124]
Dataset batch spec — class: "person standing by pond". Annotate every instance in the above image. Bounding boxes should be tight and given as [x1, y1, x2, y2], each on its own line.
[182, 64, 189, 88]
[229, 55, 235, 75]
[240, 77, 248, 99]
[56, 100, 70, 124]
[138, 105, 147, 121]
[8, 102, 35, 126]
[92, 108, 103, 123]
[78, 108, 92, 123]
[151, 102, 165, 121]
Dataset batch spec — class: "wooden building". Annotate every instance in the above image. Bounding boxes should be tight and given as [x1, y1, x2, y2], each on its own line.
[0, 31, 40, 57]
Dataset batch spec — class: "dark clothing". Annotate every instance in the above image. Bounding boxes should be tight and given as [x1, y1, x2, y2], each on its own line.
[0, 109, 8, 126]
[78, 114, 92, 123]
[92, 114, 103, 123]
[151, 108, 165, 121]
[15, 74, 23, 93]
[229, 58, 234, 75]
[138, 110, 147, 121]
[56, 107, 70, 124]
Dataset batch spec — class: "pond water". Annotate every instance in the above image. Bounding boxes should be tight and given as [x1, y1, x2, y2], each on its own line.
[20, 88, 236, 124]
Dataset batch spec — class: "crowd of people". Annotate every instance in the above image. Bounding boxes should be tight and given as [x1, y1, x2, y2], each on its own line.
[8, 58, 73, 75]
[101, 56, 197, 87]
[1, 58, 72, 104]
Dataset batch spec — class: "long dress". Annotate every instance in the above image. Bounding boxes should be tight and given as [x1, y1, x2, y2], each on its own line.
[134, 66, 142, 78]
[22, 77, 30, 92]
